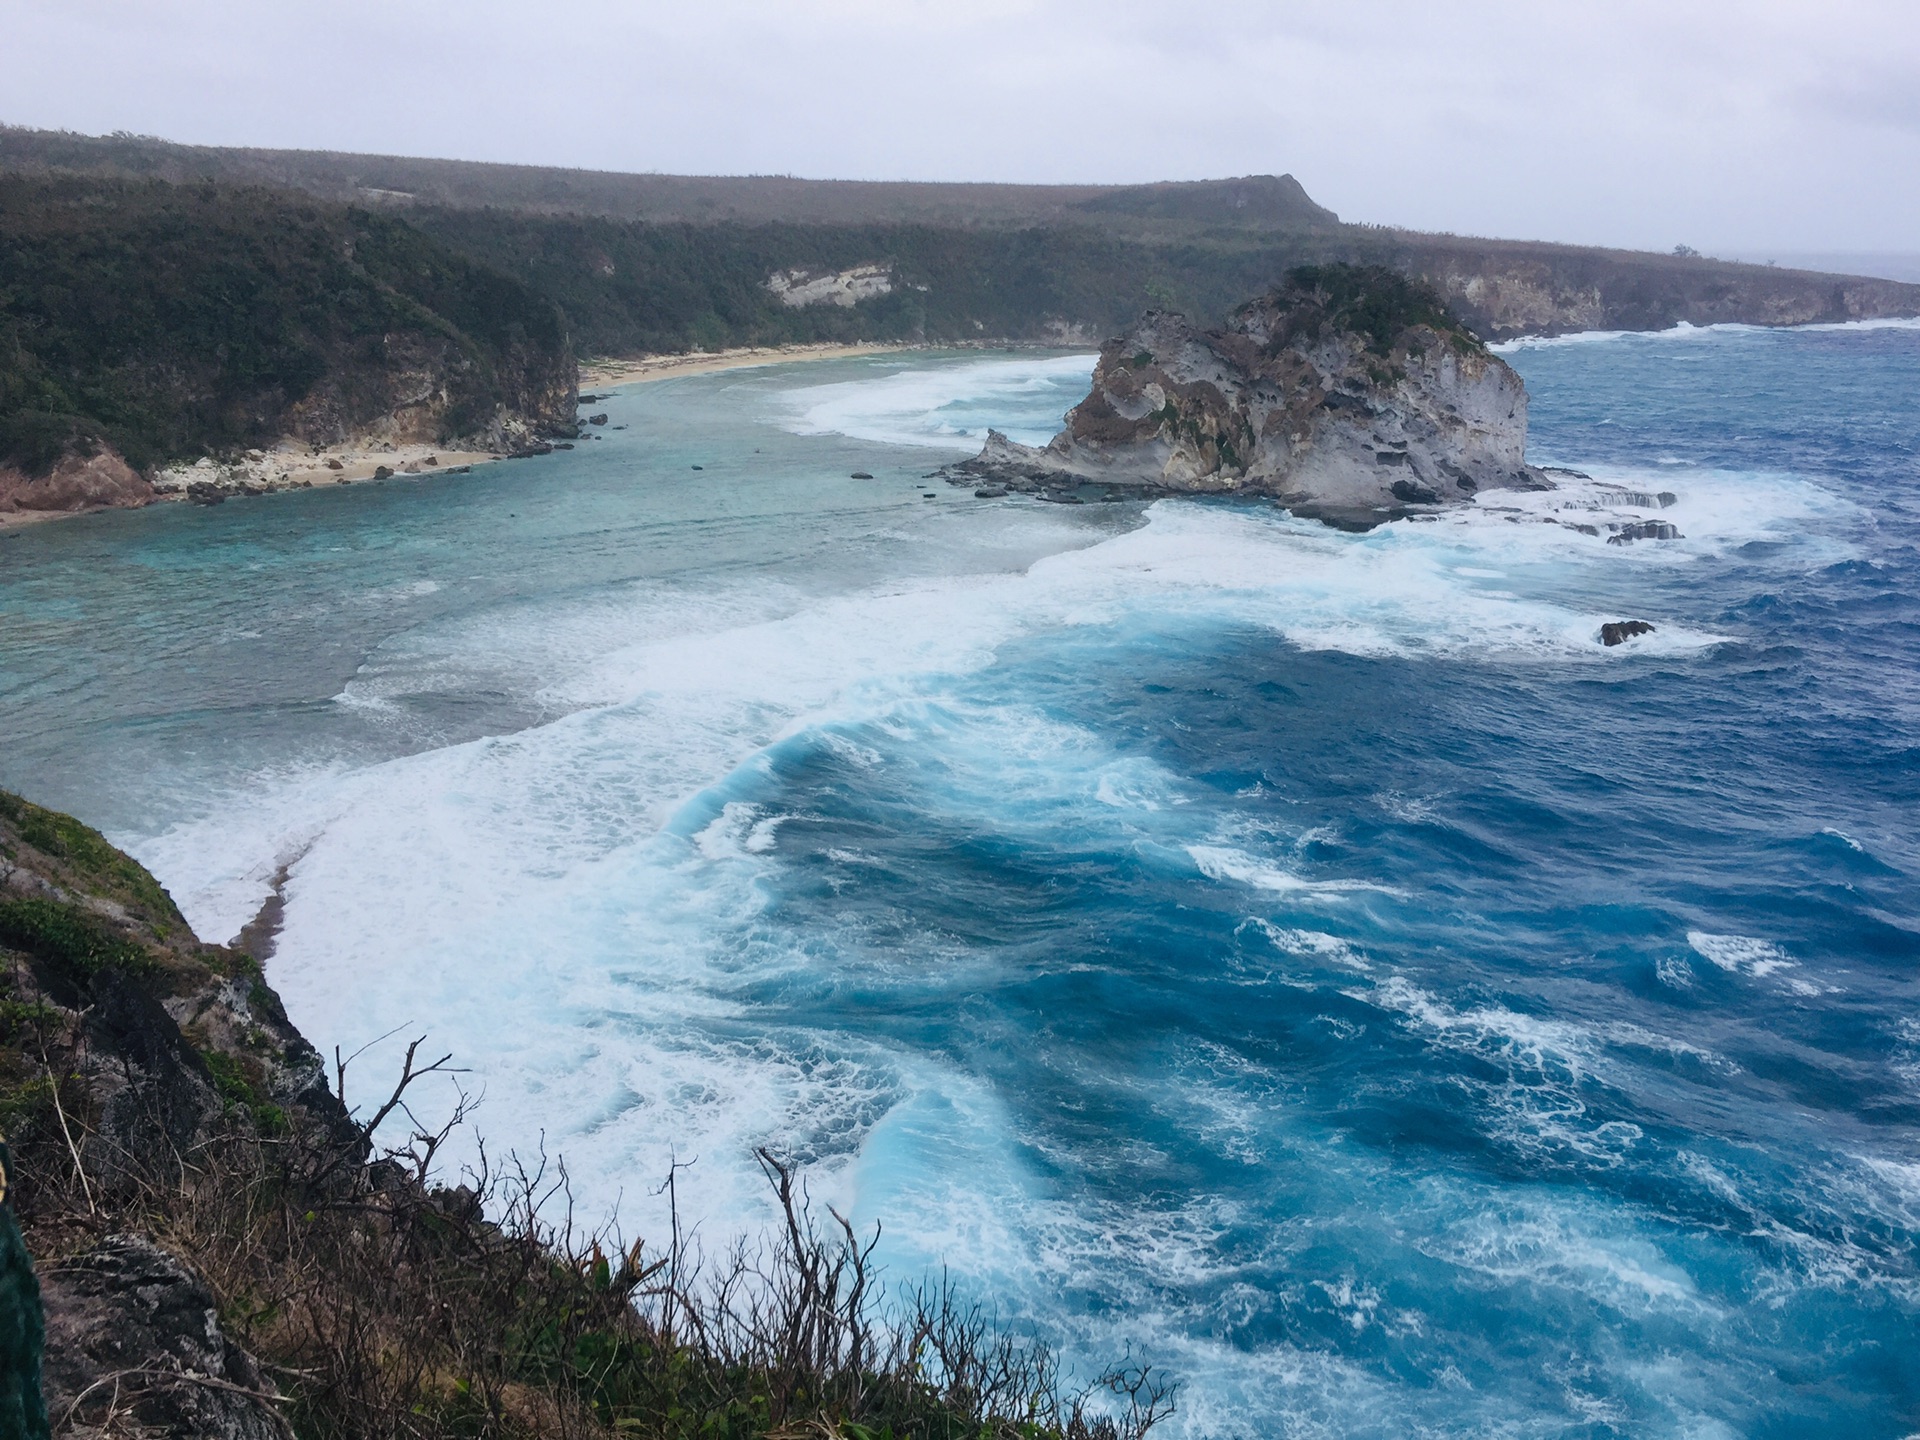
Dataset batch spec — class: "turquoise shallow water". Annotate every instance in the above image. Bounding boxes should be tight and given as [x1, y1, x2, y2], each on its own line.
[3, 329, 1919, 1436]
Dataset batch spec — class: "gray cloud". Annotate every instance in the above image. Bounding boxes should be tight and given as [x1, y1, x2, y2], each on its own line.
[3, 0, 1916, 251]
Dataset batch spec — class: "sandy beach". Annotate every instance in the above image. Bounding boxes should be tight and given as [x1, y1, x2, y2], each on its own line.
[580, 341, 920, 388]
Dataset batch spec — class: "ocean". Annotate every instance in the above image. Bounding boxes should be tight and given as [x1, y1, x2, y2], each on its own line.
[2, 322, 1917, 1436]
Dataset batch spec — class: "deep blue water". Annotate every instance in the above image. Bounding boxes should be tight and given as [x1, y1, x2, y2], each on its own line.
[2, 327, 1917, 1435]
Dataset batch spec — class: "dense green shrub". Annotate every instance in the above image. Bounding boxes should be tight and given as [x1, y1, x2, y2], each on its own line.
[1263, 263, 1485, 356]
[0, 898, 154, 982]
[0, 175, 571, 474]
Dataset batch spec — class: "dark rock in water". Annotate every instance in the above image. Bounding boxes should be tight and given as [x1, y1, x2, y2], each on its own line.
[555, 442, 575, 450]
[588, 413, 609, 425]
[974, 487, 1008, 499]
[40, 1235, 286, 1440]
[1603, 487, 1680, 509]
[691, 464, 704, 470]
[1607, 520, 1682, 544]
[373, 464, 393, 479]
[951, 264, 1550, 528]
[185, 481, 226, 505]
[851, 471, 875, 479]
[1601, 620, 1656, 646]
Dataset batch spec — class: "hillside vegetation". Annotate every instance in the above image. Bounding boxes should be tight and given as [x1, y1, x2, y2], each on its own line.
[0, 174, 574, 477]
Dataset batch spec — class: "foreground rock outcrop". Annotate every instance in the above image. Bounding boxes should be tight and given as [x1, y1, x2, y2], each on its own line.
[0, 789, 350, 1434]
[955, 265, 1549, 527]
[39, 1236, 287, 1439]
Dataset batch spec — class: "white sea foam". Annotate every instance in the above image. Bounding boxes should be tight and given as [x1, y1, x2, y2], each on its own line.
[1687, 932, 1796, 978]
[780, 353, 1097, 451]
[1244, 922, 1372, 971]
[1189, 845, 1397, 899]
[1495, 315, 1920, 352]
[140, 463, 1801, 1224]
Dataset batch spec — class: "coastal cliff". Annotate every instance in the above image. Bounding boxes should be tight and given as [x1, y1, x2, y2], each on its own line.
[0, 175, 577, 522]
[1390, 236, 1920, 339]
[959, 265, 1547, 527]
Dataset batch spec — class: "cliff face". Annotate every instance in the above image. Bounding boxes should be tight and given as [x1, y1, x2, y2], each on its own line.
[961, 266, 1546, 527]
[1391, 239, 1920, 340]
[0, 790, 351, 1435]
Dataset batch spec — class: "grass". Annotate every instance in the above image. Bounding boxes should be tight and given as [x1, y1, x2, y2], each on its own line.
[0, 792, 179, 931]
[0, 898, 156, 986]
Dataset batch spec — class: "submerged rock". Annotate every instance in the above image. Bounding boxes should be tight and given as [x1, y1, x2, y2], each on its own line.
[1607, 520, 1683, 544]
[953, 265, 1550, 528]
[1601, 620, 1657, 646]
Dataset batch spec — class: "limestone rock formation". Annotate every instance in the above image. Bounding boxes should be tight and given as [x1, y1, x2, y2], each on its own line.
[0, 447, 154, 519]
[955, 266, 1549, 528]
[764, 264, 894, 308]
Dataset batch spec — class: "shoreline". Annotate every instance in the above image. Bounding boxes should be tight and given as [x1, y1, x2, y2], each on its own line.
[580, 340, 924, 388]
[2, 342, 1056, 532]
[151, 438, 506, 497]
[0, 440, 508, 530]
[580, 336, 1081, 389]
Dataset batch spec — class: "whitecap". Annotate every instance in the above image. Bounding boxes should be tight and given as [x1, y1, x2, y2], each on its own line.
[1188, 844, 1396, 898]
[779, 352, 1097, 451]
[1687, 932, 1797, 977]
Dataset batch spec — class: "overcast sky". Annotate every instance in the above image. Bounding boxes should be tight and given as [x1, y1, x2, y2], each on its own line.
[5, 0, 1917, 253]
